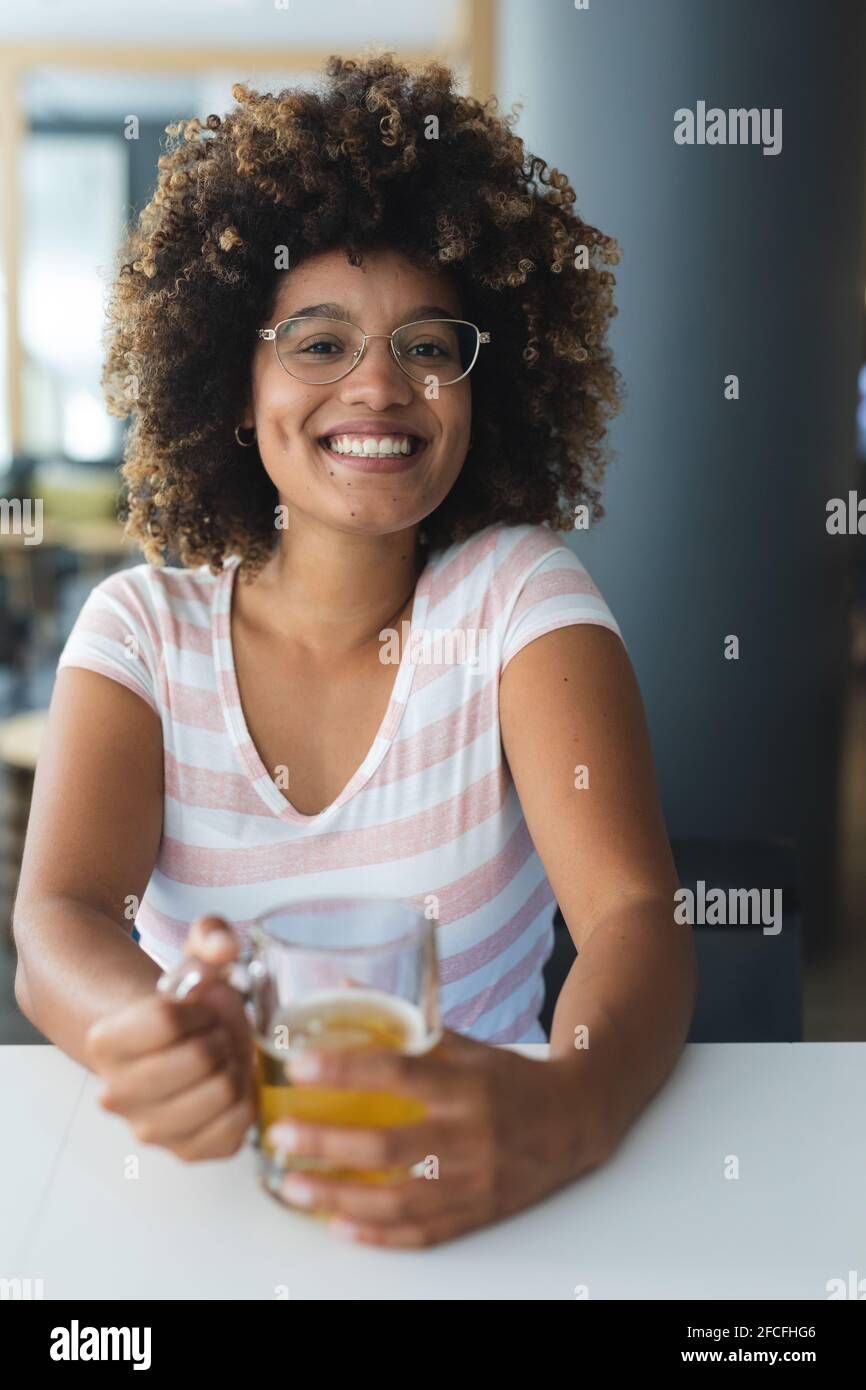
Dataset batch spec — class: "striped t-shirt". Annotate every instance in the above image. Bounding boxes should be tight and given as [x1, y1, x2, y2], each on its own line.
[56, 521, 625, 1043]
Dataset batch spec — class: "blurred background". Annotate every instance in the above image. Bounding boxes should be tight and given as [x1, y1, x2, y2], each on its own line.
[1, 0, 864, 1045]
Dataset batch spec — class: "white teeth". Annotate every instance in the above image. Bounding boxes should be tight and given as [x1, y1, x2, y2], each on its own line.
[324, 433, 419, 457]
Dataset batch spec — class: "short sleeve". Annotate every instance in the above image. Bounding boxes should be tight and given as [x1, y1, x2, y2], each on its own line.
[500, 538, 625, 676]
[56, 566, 161, 716]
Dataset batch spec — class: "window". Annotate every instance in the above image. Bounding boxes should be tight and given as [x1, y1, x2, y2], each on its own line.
[19, 133, 126, 462]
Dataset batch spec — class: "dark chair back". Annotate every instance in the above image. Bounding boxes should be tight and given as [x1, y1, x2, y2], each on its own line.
[539, 837, 802, 1042]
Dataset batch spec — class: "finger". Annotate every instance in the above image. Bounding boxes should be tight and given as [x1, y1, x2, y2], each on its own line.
[161, 916, 251, 1092]
[432, 1029, 490, 1063]
[193, 980, 255, 1094]
[99, 1024, 234, 1111]
[266, 1117, 478, 1173]
[85, 995, 218, 1065]
[178, 920, 251, 1086]
[278, 1164, 485, 1225]
[129, 1062, 249, 1144]
[170, 1094, 257, 1163]
[285, 1048, 467, 1117]
[329, 1203, 490, 1249]
[185, 915, 239, 963]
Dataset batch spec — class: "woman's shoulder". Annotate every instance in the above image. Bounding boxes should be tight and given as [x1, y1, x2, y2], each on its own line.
[89, 554, 236, 616]
[427, 521, 623, 663]
[56, 554, 239, 713]
[430, 521, 588, 596]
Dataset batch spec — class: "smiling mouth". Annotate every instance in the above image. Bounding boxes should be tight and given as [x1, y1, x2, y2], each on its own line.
[317, 432, 427, 459]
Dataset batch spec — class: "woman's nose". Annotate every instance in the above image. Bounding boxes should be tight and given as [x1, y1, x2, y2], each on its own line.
[338, 338, 414, 407]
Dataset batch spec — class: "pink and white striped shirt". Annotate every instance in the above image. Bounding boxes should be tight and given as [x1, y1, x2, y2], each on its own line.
[56, 521, 625, 1043]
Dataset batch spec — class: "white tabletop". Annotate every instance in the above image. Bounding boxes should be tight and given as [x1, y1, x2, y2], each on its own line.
[2, 1042, 864, 1300]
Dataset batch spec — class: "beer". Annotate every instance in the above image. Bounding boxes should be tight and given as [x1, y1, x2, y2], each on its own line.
[254, 988, 433, 1185]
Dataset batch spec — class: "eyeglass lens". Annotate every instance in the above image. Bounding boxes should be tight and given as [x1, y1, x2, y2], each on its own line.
[273, 318, 479, 385]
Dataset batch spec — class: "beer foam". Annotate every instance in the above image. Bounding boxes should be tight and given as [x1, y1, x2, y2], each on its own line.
[258, 987, 434, 1060]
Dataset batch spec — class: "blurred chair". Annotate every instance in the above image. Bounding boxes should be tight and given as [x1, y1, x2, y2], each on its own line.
[540, 837, 802, 1042]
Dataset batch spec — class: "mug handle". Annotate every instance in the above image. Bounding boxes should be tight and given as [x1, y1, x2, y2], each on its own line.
[156, 950, 256, 1003]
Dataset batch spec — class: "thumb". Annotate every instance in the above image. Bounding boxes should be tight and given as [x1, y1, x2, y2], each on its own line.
[177, 917, 252, 1092]
[185, 915, 238, 964]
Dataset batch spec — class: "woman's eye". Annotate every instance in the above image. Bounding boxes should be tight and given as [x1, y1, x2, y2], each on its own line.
[299, 338, 342, 355]
[407, 339, 448, 357]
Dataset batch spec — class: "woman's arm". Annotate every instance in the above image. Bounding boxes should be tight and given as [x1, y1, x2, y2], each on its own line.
[12, 667, 164, 1064]
[14, 666, 256, 1158]
[499, 622, 698, 1157]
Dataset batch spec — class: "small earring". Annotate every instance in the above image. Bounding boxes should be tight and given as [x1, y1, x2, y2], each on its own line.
[234, 424, 257, 448]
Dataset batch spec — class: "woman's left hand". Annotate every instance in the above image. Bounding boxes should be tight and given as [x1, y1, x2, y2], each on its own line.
[266, 1028, 613, 1248]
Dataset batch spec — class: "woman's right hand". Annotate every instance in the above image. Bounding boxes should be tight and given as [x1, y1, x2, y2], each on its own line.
[83, 916, 256, 1161]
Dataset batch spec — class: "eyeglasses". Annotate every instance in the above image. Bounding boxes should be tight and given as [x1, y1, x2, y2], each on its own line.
[256, 316, 491, 386]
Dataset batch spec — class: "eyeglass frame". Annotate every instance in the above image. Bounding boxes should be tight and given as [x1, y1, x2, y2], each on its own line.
[255, 315, 491, 386]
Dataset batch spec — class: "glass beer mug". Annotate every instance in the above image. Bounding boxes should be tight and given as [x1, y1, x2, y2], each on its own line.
[156, 896, 442, 1193]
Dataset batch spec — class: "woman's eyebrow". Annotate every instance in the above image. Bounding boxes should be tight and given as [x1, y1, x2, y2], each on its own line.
[287, 301, 346, 319]
[402, 304, 460, 321]
[285, 302, 460, 322]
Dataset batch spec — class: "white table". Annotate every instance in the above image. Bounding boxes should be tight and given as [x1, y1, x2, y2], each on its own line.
[2, 1042, 864, 1300]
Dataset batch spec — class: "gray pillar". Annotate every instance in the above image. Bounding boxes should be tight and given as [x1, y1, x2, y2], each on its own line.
[496, 0, 866, 954]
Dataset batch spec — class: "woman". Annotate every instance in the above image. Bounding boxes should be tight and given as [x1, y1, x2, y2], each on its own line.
[13, 54, 696, 1248]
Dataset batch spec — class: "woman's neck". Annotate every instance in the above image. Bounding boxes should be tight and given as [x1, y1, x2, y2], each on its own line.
[239, 524, 428, 660]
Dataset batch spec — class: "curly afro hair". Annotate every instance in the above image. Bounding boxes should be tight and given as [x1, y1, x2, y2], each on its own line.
[103, 51, 622, 578]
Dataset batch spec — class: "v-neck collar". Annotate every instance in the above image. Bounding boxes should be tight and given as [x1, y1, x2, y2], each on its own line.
[214, 551, 434, 826]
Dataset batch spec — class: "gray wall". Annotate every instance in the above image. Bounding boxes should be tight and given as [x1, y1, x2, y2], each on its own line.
[496, 0, 866, 950]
